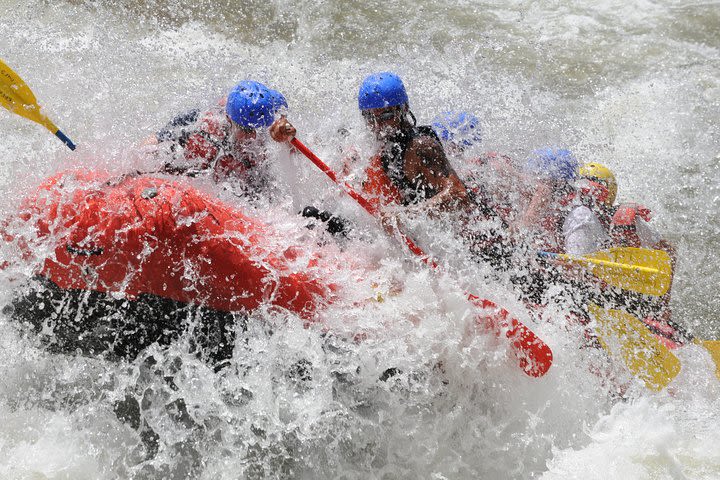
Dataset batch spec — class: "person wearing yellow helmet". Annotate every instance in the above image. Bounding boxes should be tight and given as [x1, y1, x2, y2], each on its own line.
[577, 163, 682, 346]
[579, 163, 617, 206]
[576, 162, 665, 250]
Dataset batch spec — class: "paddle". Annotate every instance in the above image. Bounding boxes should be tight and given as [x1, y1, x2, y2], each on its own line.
[698, 339, 720, 380]
[290, 137, 553, 377]
[0, 58, 76, 150]
[588, 303, 681, 391]
[539, 247, 672, 296]
[590, 302, 720, 386]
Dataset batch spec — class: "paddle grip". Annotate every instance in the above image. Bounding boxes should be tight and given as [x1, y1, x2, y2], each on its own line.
[55, 129, 76, 151]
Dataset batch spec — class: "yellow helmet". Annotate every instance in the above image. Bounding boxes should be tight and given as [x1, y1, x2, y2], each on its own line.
[579, 162, 617, 205]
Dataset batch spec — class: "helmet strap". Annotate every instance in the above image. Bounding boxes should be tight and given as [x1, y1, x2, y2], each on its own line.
[407, 109, 417, 127]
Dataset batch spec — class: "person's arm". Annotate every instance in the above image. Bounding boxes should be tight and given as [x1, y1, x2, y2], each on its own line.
[404, 136, 472, 214]
[512, 179, 553, 236]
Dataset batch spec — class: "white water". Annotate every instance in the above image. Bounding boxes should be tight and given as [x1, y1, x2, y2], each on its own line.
[1, 0, 719, 478]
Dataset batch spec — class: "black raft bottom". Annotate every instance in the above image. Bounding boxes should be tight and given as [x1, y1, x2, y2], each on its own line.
[4, 276, 246, 368]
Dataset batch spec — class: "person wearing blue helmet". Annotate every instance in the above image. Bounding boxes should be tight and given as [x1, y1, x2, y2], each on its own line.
[146, 80, 295, 195]
[431, 110, 527, 228]
[515, 147, 609, 256]
[353, 72, 510, 266]
[357, 72, 477, 220]
[431, 110, 483, 156]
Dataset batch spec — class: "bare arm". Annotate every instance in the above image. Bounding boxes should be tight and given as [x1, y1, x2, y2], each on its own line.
[404, 136, 472, 214]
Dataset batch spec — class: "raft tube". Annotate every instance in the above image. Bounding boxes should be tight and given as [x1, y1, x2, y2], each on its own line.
[4, 170, 334, 362]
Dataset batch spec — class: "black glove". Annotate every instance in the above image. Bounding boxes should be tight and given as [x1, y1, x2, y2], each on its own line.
[301, 206, 351, 237]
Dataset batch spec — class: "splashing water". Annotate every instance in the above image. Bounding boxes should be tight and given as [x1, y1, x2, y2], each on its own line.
[1, 0, 719, 478]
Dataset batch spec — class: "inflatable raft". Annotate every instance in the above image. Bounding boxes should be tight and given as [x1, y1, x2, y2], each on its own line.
[4, 170, 335, 363]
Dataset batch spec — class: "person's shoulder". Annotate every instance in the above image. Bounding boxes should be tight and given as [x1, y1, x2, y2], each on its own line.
[408, 130, 445, 160]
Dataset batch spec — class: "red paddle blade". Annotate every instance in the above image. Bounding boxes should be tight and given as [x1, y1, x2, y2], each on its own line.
[469, 295, 553, 377]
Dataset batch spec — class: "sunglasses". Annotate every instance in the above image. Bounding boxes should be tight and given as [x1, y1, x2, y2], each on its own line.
[584, 176, 609, 187]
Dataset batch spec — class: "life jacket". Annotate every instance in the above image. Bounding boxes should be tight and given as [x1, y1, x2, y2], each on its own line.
[159, 98, 261, 185]
[608, 203, 653, 248]
[576, 179, 613, 228]
[362, 126, 443, 208]
[574, 179, 654, 249]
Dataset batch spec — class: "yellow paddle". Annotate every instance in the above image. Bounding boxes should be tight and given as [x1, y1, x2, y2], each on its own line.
[540, 247, 672, 296]
[0, 58, 76, 150]
[697, 340, 720, 379]
[588, 303, 681, 391]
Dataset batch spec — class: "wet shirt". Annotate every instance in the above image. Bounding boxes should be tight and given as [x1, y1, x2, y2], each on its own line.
[562, 204, 610, 255]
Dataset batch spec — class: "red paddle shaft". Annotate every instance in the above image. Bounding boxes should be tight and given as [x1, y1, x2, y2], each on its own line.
[290, 138, 553, 377]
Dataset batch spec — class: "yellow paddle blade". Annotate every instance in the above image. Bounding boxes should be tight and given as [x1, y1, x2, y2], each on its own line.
[0, 58, 57, 133]
[589, 303, 681, 391]
[696, 339, 720, 381]
[572, 247, 672, 296]
[0, 58, 75, 149]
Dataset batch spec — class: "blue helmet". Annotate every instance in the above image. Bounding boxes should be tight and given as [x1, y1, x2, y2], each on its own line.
[432, 111, 483, 147]
[358, 72, 409, 110]
[226, 80, 285, 129]
[526, 148, 579, 181]
[268, 88, 288, 112]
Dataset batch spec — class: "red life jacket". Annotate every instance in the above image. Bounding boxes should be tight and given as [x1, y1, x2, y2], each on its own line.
[609, 203, 653, 248]
[163, 98, 260, 184]
[575, 179, 613, 227]
[362, 153, 405, 209]
[574, 179, 654, 248]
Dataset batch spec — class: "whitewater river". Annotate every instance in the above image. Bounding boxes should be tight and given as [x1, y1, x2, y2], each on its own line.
[1, 0, 719, 478]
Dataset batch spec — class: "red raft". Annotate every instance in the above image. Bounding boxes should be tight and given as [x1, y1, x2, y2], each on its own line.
[5, 170, 335, 362]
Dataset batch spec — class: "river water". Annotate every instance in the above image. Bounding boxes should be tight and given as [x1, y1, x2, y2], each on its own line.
[1, 0, 719, 478]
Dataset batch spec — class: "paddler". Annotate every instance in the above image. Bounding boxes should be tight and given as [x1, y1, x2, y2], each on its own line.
[576, 163, 682, 346]
[354, 73, 475, 221]
[515, 148, 609, 255]
[577, 163, 670, 252]
[144, 80, 296, 198]
[431, 110, 527, 226]
[145, 80, 353, 236]
[516, 152, 683, 351]
[507, 148, 607, 309]
[352, 74, 508, 264]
